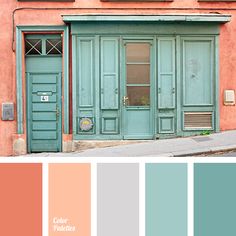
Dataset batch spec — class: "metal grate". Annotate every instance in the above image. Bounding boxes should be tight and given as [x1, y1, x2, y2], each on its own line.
[25, 39, 42, 55]
[184, 112, 213, 129]
[46, 39, 62, 55]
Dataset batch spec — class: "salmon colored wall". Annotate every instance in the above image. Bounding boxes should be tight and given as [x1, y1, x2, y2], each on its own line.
[1, 0, 236, 155]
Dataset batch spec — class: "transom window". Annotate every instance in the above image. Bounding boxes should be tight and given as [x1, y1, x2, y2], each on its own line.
[25, 35, 62, 56]
[25, 39, 42, 55]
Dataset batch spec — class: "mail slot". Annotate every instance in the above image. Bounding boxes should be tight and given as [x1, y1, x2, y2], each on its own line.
[2, 103, 14, 121]
[37, 91, 53, 96]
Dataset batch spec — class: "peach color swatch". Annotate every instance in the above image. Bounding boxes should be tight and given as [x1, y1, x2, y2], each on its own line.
[0, 163, 42, 236]
[49, 164, 91, 236]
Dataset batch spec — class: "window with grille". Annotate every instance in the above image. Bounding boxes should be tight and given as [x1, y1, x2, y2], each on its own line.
[46, 39, 62, 55]
[25, 36, 62, 56]
[25, 39, 43, 55]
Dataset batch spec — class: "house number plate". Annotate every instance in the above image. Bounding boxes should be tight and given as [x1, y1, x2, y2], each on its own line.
[41, 96, 49, 102]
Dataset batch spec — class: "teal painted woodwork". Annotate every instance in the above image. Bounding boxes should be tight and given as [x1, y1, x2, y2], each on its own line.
[65, 14, 230, 24]
[101, 37, 119, 109]
[158, 38, 175, 109]
[102, 117, 119, 134]
[183, 39, 213, 106]
[122, 40, 154, 139]
[16, 26, 69, 135]
[195, 164, 236, 236]
[78, 38, 94, 107]
[158, 116, 174, 133]
[124, 109, 151, 138]
[146, 164, 187, 236]
[70, 20, 220, 140]
[26, 38, 62, 152]
[70, 22, 220, 36]
[27, 72, 62, 152]
[75, 37, 96, 135]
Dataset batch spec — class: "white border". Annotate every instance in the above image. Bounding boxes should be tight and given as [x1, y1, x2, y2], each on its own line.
[188, 162, 194, 236]
[91, 163, 97, 236]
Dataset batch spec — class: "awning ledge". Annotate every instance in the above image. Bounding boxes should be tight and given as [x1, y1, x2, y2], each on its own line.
[62, 14, 231, 23]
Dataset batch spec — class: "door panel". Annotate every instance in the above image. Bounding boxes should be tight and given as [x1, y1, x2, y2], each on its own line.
[27, 72, 62, 152]
[123, 41, 153, 139]
[158, 38, 175, 109]
[101, 38, 119, 110]
[183, 40, 213, 106]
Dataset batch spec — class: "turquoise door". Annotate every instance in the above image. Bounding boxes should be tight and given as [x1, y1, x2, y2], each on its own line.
[122, 41, 154, 139]
[25, 35, 62, 152]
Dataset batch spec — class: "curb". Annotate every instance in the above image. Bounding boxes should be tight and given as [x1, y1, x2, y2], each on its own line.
[173, 145, 236, 157]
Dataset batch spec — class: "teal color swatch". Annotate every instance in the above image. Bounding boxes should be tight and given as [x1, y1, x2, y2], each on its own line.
[146, 164, 187, 236]
[195, 164, 236, 236]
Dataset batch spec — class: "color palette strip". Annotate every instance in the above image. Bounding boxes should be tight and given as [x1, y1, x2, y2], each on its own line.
[0, 162, 236, 236]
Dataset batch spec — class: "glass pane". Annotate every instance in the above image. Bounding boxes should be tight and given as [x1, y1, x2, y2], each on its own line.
[127, 86, 150, 106]
[25, 39, 42, 55]
[46, 39, 62, 55]
[126, 43, 150, 63]
[127, 64, 150, 84]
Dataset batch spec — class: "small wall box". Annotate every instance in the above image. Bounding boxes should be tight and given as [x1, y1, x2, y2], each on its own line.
[224, 90, 235, 106]
[2, 103, 14, 120]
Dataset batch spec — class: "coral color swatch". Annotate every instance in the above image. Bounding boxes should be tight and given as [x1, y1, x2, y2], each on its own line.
[49, 164, 91, 236]
[0, 163, 42, 236]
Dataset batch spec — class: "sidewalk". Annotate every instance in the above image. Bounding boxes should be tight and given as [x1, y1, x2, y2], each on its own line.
[22, 130, 236, 157]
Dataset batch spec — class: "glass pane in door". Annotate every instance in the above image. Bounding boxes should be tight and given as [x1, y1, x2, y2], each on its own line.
[126, 43, 150, 63]
[126, 43, 150, 107]
[127, 64, 150, 84]
[127, 86, 150, 106]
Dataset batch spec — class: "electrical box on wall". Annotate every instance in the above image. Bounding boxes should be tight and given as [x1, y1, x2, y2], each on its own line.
[2, 103, 14, 121]
[224, 90, 235, 106]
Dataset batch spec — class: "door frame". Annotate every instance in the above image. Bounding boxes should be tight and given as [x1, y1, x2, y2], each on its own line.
[121, 38, 156, 139]
[16, 26, 69, 141]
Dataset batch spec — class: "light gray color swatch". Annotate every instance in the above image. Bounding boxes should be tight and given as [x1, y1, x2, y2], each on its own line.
[97, 163, 139, 236]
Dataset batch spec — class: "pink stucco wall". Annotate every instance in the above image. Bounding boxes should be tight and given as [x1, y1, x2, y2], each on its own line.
[1, 0, 236, 155]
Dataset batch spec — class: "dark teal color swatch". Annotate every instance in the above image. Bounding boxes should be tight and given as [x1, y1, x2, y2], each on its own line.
[146, 164, 188, 236]
[195, 164, 236, 236]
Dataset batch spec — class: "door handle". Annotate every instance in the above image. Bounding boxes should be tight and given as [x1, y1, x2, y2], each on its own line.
[123, 96, 129, 106]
